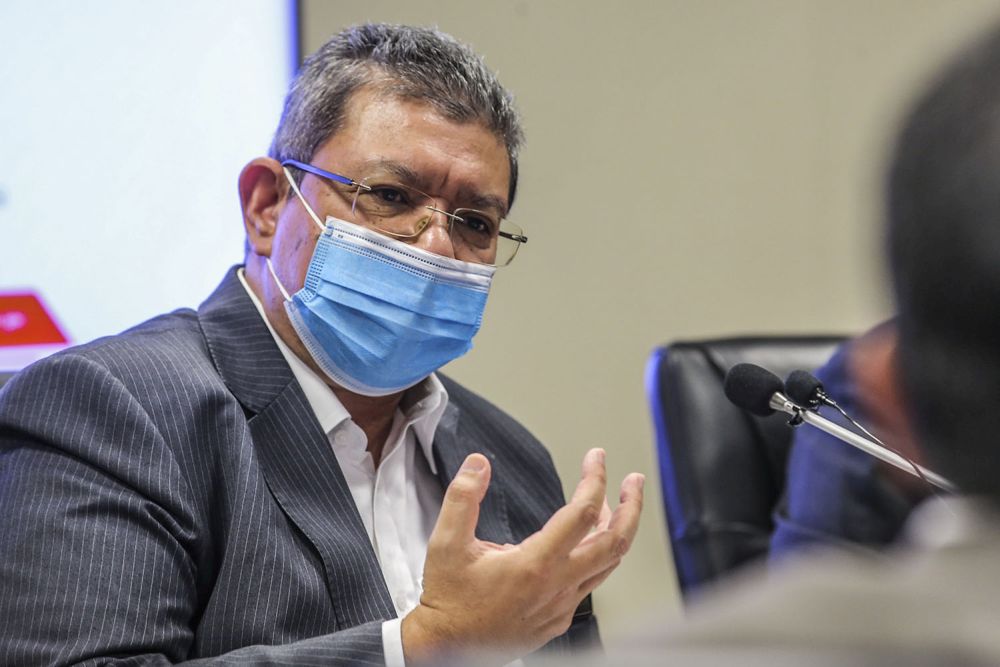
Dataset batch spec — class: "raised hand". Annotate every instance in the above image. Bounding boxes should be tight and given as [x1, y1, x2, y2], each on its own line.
[401, 448, 644, 664]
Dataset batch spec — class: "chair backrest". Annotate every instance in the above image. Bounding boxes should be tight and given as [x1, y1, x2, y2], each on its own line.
[646, 335, 845, 600]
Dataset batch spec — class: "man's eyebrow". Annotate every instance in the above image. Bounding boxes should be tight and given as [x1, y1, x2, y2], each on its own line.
[463, 192, 509, 217]
[360, 159, 422, 186]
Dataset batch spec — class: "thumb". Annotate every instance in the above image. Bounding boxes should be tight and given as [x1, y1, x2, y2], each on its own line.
[430, 453, 492, 550]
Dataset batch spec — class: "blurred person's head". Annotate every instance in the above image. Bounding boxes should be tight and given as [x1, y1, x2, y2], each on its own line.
[887, 25, 1000, 501]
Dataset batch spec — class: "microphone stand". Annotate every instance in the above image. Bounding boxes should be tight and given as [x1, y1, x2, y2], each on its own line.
[768, 392, 957, 493]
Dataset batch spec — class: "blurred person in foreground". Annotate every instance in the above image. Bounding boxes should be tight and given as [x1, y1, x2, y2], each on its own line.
[770, 319, 933, 560]
[0, 24, 643, 666]
[564, 20, 1000, 667]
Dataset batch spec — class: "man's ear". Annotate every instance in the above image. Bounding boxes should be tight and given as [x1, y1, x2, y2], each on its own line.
[850, 322, 909, 443]
[239, 157, 287, 258]
[849, 321, 929, 496]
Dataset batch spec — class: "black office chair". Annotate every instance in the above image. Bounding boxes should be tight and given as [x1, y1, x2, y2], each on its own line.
[646, 335, 845, 601]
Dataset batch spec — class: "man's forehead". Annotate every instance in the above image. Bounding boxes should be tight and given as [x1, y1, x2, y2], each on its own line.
[338, 87, 497, 144]
[320, 91, 511, 210]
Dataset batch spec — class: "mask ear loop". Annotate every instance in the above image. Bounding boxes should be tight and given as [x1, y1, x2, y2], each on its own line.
[265, 257, 293, 302]
[264, 165, 325, 303]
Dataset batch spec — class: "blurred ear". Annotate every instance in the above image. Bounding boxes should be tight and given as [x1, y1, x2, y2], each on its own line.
[849, 321, 929, 495]
[239, 157, 287, 258]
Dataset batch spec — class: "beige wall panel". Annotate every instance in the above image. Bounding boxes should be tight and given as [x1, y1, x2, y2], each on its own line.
[300, 0, 1000, 642]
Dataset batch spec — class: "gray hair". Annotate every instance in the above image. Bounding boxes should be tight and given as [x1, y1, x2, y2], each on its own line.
[269, 23, 524, 208]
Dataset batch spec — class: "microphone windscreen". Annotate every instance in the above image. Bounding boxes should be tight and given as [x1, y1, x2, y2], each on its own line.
[723, 363, 783, 416]
[785, 369, 824, 406]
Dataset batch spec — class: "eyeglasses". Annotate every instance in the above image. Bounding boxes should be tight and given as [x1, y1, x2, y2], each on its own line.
[282, 159, 527, 267]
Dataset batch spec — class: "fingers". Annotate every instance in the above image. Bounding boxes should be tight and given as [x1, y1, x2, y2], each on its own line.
[569, 448, 608, 506]
[567, 472, 645, 581]
[606, 473, 644, 545]
[429, 453, 492, 550]
[523, 448, 608, 557]
[595, 497, 612, 531]
[577, 560, 618, 596]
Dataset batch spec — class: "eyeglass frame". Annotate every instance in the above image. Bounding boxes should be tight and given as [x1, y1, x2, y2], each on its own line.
[280, 159, 528, 265]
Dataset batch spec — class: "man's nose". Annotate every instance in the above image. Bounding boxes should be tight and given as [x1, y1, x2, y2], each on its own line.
[413, 206, 457, 259]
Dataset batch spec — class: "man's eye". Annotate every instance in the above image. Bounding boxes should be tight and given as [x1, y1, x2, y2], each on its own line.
[459, 214, 495, 236]
[370, 186, 409, 205]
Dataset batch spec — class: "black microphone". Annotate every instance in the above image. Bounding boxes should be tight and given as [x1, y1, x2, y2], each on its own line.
[786, 367, 884, 445]
[725, 363, 956, 492]
[723, 363, 785, 417]
[785, 369, 829, 409]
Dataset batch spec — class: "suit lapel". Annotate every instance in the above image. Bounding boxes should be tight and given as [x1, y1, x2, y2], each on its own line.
[432, 400, 513, 544]
[249, 386, 395, 627]
[198, 268, 394, 629]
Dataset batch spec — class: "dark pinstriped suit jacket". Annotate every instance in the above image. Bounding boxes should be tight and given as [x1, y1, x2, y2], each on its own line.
[0, 269, 597, 666]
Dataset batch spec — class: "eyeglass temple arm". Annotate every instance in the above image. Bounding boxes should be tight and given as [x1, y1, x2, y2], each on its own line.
[281, 159, 369, 190]
[284, 158, 523, 244]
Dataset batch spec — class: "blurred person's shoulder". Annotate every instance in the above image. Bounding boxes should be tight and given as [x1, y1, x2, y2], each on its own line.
[665, 495, 1000, 663]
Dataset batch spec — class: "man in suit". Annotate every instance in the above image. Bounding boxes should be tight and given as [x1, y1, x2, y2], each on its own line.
[0, 24, 643, 666]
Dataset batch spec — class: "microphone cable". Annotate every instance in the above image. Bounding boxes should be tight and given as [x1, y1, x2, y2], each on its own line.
[785, 369, 940, 495]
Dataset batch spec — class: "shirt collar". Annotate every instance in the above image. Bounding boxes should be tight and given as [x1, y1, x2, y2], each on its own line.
[237, 268, 447, 473]
[403, 373, 449, 474]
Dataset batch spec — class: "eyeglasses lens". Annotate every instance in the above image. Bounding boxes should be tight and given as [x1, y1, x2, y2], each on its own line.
[351, 178, 523, 266]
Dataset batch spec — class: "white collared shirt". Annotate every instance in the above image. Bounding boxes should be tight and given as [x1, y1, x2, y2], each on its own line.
[238, 269, 446, 666]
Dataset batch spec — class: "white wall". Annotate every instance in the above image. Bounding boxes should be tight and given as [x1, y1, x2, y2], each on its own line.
[0, 0, 294, 367]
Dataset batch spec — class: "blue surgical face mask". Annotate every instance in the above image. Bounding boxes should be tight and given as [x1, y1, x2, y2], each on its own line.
[266, 168, 495, 397]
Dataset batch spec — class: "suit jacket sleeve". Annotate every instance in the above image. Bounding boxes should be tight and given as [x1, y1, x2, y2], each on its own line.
[0, 353, 385, 666]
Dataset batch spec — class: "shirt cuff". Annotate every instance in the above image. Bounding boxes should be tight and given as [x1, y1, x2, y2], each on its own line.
[382, 617, 526, 667]
[382, 618, 406, 667]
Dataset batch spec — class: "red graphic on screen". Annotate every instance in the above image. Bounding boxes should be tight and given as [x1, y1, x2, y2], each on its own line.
[0, 293, 69, 347]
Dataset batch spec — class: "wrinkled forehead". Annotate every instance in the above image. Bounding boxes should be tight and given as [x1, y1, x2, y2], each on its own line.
[314, 87, 512, 211]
